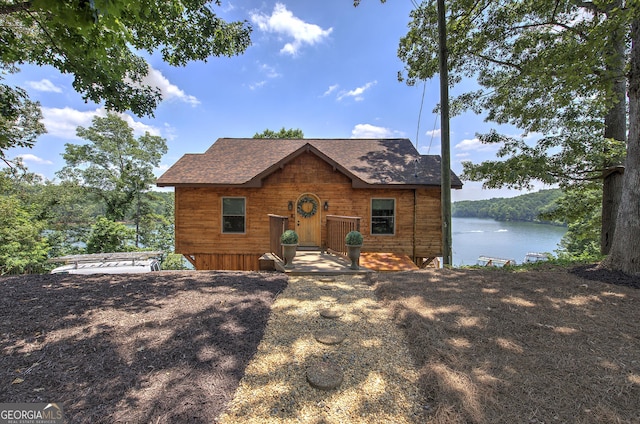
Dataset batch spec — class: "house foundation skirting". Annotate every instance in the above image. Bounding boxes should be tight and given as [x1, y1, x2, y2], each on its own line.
[183, 253, 262, 271]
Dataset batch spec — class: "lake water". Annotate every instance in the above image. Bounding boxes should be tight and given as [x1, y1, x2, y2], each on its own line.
[451, 217, 568, 267]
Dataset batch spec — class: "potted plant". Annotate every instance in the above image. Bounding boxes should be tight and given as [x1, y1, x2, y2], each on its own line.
[280, 229, 299, 269]
[345, 230, 363, 270]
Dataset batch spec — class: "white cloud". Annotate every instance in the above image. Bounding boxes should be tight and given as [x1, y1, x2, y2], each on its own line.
[154, 163, 170, 177]
[119, 113, 161, 137]
[41, 107, 161, 139]
[162, 123, 177, 141]
[417, 141, 440, 155]
[247, 63, 281, 90]
[425, 129, 441, 138]
[338, 81, 377, 101]
[455, 137, 497, 152]
[221, 2, 235, 13]
[18, 153, 53, 165]
[351, 124, 402, 139]
[41, 107, 99, 139]
[259, 63, 281, 79]
[322, 84, 339, 97]
[27, 79, 62, 93]
[251, 3, 333, 55]
[142, 66, 200, 106]
[249, 81, 267, 90]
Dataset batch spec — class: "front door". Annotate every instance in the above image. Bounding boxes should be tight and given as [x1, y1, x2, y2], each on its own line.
[296, 193, 322, 247]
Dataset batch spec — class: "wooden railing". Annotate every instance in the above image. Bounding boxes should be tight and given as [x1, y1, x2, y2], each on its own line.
[269, 214, 289, 261]
[326, 215, 361, 257]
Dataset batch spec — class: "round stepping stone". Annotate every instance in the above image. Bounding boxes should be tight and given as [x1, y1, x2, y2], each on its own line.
[319, 278, 335, 282]
[319, 308, 343, 319]
[319, 285, 333, 291]
[306, 360, 343, 390]
[314, 329, 346, 345]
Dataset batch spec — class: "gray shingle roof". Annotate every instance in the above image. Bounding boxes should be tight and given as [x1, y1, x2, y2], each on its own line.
[156, 138, 463, 188]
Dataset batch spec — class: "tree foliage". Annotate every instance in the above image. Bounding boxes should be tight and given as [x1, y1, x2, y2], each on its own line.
[541, 184, 603, 261]
[461, 130, 627, 190]
[139, 213, 174, 252]
[0, 161, 49, 274]
[0, 0, 251, 117]
[0, 195, 49, 274]
[57, 113, 167, 221]
[0, 0, 251, 161]
[399, 0, 627, 129]
[0, 158, 179, 272]
[86, 217, 135, 253]
[398, 0, 629, 185]
[0, 78, 45, 164]
[397, 0, 640, 273]
[253, 127, 304, 139]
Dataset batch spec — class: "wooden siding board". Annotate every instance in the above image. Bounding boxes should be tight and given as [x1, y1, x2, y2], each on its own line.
[414, 188, 443, 257]
[174, 152, 443, 269]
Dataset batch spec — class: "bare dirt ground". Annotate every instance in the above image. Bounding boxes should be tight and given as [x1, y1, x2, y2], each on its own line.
[1, 264, 638, 423]
[0, 271, 287, 423]
[373, 264, 640, 423]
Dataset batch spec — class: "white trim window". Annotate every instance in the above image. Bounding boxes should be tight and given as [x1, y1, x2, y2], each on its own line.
[371, 198, 395, 235]
[222, 197, 246, 233]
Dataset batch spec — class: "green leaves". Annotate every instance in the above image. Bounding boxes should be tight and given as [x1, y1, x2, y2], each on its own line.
[86, 217, 135, 253]
[0, 195, 49, 275]
[0, 82, 45, 162]
[253, 127, 305, 139]
[2, 0, 252, 117]
[399, 0, 631, 132]
[57, 113, 168, 221]
[0, 157, 177, 272]
[461, 127, 627, 190]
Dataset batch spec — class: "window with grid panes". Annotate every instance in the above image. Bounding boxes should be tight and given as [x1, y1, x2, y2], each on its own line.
[222, 197, 245, 233]
[371, 198, 395, 235]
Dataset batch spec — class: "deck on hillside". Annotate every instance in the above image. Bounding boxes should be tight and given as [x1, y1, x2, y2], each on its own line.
[359, 252, 420, 272]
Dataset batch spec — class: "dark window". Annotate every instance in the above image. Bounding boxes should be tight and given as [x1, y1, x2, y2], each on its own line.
[222, 197, 245, 233]
[371, 198, 395, 235]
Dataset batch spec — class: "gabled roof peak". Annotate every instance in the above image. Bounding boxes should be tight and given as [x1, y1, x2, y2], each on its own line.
[157, 137, 462, 188]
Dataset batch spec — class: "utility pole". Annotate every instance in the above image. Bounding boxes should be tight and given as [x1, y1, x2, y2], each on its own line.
[437, 0, 452, 266]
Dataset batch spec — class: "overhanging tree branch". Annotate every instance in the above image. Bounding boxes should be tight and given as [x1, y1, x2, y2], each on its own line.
[0, 2, 31, 15]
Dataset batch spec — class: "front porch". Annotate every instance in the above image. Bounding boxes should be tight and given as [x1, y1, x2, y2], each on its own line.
[181, 213, 439, 272]
[267, 214, 429, 274]
[260, 250, 421, 275]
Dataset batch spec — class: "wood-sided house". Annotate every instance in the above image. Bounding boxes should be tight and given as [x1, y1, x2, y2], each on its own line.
[156, 138, 462, 270]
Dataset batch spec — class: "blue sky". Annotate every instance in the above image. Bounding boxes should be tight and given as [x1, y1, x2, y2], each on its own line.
[3, 0, 551, 201]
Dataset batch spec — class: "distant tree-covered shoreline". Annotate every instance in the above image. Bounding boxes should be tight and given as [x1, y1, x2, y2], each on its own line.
[453, 189, 565, 225]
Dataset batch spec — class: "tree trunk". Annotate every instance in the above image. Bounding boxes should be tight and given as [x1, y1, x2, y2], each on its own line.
[603, 17, 640, 275]
[601, 148, 625, 255]
[600, 0, 627, 255]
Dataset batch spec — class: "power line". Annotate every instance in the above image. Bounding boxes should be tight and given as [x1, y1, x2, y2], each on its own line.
[410, 0, 431, 152]
[426, 109, 438, 155]
[415, 79, 427, 150]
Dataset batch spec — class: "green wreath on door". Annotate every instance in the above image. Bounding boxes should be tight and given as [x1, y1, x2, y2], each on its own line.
[297, 196, 318, 218]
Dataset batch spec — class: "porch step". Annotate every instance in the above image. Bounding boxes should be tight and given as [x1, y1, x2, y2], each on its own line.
[259, 253, 278, 271]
